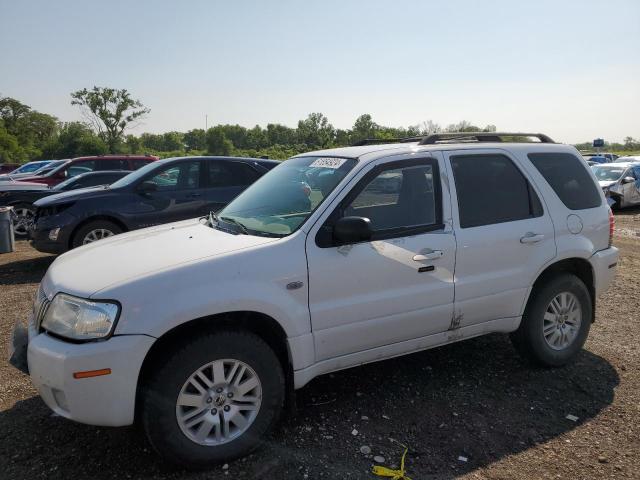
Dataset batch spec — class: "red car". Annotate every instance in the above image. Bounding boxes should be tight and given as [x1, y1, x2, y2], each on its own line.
[0, 163, 20, 174]
[15, 155, 159, 186]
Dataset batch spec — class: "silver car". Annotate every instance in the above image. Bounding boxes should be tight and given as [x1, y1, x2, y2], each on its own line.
[591, 161, 640, 208]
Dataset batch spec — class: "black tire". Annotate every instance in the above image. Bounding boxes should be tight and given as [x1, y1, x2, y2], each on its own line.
[510, 273, 592, 367]
[11, 202, 35, 238]
[71, 219, 122, 248]
[141, 330, 285, 468]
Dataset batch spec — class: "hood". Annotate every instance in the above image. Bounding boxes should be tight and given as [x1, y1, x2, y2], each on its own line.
[0, 182, 50, 192]
[34, 185, 111, 206]
[598, 180, 617, 188]
[42, 219, 278, 297]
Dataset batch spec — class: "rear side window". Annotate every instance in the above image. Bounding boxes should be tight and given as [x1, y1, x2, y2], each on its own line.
[528, 153, 601, 210]
[451, 154, 543, 228]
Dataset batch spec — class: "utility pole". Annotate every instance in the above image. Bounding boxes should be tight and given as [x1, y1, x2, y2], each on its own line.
[205, 115, 208, 131]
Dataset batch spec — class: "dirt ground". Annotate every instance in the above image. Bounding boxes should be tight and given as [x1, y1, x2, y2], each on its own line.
[1, 209, 639, 479]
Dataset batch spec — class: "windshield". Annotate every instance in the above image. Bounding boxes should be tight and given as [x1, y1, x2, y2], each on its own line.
[217, 156, 357, 237]
[109, 161, 158, 189]
[53, 175, 84, 191]
[15, 161, 48, 174]
[592, 166, 626, 181]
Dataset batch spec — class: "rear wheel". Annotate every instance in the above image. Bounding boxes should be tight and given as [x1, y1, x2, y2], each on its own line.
[72, 220, 122, 248]
[511, 273, 592, 367]
[11, 203, 35, 238]
[141, 330, 285, 467]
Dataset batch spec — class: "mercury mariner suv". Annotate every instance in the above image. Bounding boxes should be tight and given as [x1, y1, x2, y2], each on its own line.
[10, 132, 618, 467]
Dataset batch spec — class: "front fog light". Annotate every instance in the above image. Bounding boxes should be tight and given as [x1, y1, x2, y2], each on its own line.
[48, 228, 60, 241]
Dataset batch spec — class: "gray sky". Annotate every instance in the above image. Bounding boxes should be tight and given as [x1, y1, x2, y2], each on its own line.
[2, 0, 639, 143]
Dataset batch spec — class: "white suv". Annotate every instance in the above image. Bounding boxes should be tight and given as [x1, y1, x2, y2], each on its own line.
[11, 132, 619, 467]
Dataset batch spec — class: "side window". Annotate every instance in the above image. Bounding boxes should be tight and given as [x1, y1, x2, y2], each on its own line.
[342, 160, 441, 234]
[528, 153, 601, 210]
[67, 160, 96, 178]
[132, 159, 150, 170]
[147, 161, 201, 191]
[96, 159, 128, 171]
[207, 162, 260, 187]
[631, 167, 640, 180]
[451, 154, 543, 228]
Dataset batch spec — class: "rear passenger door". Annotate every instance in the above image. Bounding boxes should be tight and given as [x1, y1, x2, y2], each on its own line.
[444, 149, 556, 328]
[203, 161, 261, 213]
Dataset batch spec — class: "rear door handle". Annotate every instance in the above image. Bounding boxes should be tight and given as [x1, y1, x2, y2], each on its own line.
[413, 250, 444, 261]
[188, 192, 202, 198]
[520, 232, 545, 244]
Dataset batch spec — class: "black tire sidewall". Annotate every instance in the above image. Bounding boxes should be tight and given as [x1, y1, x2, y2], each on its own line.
[12, 202, 34, 238]
[141, 331, 284, 468]
[519, 274, 592, 366]
[72, 220, 122, 248]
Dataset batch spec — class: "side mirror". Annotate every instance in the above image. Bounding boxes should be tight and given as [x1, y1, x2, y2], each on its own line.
[333, 216, 372, 245]
[138, 181, 158, 194]
[621, 176, 635, 184]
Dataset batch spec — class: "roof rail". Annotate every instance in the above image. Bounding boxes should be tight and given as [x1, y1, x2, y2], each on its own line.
[418, 132, 555, 145]
[351, 136, 424, 147]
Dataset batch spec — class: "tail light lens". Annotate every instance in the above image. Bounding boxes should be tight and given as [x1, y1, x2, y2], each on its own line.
[608, 208, 615, 248]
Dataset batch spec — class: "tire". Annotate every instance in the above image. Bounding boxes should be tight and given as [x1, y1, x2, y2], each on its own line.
[510, 273, 592, 367]
[11, 203, 35, 238]
[72, 219, 122, 248]
[141, 330, 285, 468]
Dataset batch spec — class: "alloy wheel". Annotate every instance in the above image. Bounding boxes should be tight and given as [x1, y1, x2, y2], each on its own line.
[175, 359, 262, 446]
[82, 228, 115, 244]
[543, 292, 582, 351]
[11, 207, 34, 237]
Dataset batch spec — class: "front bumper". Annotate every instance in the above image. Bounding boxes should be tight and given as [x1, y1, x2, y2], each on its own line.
[14, 314, 155, 427]
[31, 213, 77, 254]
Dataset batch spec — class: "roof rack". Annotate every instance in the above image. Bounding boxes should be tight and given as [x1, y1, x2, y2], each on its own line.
[351, 136, 424, 146]
[418, 132, 554, 145]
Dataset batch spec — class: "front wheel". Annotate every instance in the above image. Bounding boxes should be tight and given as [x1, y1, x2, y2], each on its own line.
[511, 274, 592, 367]
[141, 330, 285, 467]
[11, 203, 35, 238]
[72, 220, 122, 248]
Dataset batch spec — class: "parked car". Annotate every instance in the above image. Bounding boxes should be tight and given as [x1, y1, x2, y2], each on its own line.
[0, 163, 20, 174]
[12, 155, 158, 187]
[11, 132, 618, 467]
[581, 152, 619, 163]
[31, 156, 278, 253]
[0, 171, 131, 238]
[591, 161, 640, 208]
[0, 160, 66, 182]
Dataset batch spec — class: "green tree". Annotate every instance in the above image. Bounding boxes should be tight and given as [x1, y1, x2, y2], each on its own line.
[70, 87, 150, 153]
[206, 127, 233, 155]
[297, 112, 335, 148]
[0, 122, 25, 162]
[125, 135, 143, 154]
[351, 114, 378, 143]
[162, 131, 184, 151]
[42, 122, 107, 158]
[183, 129, 206, 151]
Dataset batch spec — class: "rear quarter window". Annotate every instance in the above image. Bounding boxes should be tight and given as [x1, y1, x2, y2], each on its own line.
[528, 152, 602, 210]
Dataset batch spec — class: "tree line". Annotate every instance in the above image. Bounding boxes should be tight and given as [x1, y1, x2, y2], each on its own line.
[1, 87, 638, 163]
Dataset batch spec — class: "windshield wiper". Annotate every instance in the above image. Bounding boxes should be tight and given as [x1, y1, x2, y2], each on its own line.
[219, 216, 249, 235]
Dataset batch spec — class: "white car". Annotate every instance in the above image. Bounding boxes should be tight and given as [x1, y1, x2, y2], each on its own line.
[11, 132, 618, 467]
[591, 161, 640, 208]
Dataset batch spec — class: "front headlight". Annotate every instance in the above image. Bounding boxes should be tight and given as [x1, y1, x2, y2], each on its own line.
[41, 293, 119, 341]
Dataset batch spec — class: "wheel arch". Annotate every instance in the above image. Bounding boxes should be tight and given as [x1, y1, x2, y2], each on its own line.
[134, 311, 294, 422]
[526, 257, 595, 321]
[68, 215, 129, 248]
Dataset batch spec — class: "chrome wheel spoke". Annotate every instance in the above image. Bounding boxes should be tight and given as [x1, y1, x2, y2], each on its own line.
[176, 358, 262, 446]
[543, 292, 582, 351]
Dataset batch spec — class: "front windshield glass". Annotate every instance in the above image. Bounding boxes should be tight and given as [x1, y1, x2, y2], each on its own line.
[109, 161, 159, 189]
[53, 175, 84, 190]
[592, 166, 625, 181]
[16, 162, 47, 173]
[217, 156, 357, 237]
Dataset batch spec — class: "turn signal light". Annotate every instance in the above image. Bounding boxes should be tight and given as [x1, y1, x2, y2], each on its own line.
[73, 368, 111, 379]
[608, 208, 615, 248]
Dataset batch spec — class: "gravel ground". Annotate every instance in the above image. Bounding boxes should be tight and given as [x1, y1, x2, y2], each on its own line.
[1, 209, 639, 479]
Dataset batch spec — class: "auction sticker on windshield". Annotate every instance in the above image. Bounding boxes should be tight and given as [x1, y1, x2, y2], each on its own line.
[309, 158, 347, 169]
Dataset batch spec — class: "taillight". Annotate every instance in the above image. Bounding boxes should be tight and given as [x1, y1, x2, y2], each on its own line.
[608, 208, 615, 248]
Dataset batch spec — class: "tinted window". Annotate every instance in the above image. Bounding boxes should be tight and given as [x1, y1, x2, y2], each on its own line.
[344, 163, 438, 232]
[132, 159, 150, 169]
[66, 160, 96, 178]
[451, 154, 542, 228]
[96, 159, 129, 171]
[528, 153, 602, 210]
[208, 162, 259, 187]
[148, 161, 201, 191]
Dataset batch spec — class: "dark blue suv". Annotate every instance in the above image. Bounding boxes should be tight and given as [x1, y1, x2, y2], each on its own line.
[32, 156, 279, 253]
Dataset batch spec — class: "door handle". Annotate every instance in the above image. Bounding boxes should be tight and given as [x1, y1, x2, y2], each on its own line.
[188, 192, 202, 198]
[413, 250, 444, 261]
[520, 232, 545, 244]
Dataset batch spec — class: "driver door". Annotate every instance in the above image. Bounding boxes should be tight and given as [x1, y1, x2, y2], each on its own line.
[305, 155, 456, 362]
